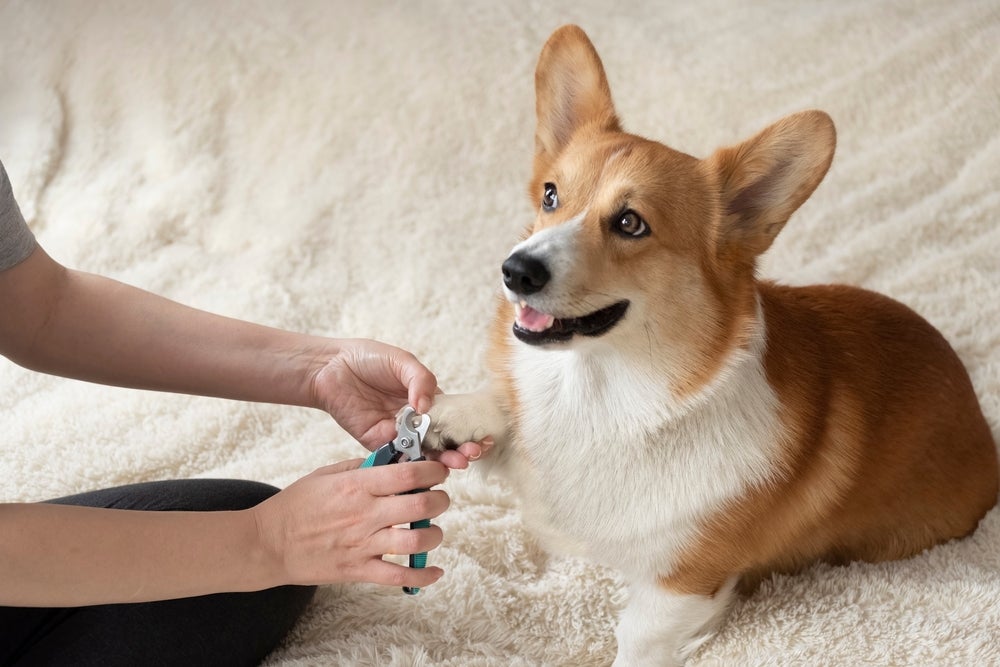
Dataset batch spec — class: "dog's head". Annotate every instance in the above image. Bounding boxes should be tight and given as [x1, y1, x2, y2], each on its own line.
[503, 26, 835, 371]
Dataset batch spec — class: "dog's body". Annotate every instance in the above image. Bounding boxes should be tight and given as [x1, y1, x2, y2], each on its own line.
[426, 26, 999, 665]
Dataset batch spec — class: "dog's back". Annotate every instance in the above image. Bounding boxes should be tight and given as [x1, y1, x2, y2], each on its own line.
[665, 281, 999, 594]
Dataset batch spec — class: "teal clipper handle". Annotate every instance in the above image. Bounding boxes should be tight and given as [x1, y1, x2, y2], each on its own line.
[360, 450, 379, 469]
[403, 514, 430, 595]
[358, 406, 432, 595]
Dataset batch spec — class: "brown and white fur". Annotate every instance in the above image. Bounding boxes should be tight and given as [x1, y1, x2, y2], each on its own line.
[424, 25, 999, 666]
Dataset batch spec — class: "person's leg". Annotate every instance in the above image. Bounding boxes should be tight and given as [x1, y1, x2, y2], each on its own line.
[0, 479, 316, 666]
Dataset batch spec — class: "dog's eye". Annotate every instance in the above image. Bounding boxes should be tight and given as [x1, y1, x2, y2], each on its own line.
[615, 210, 649, 238]
[542, 183, 558, 211]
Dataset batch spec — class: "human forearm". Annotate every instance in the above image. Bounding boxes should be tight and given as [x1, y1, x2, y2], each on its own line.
[0, 503, 275, 606]
[1, 245, 445, 450]
[0, 247, 333, 408]
[0, 460, 452, 606]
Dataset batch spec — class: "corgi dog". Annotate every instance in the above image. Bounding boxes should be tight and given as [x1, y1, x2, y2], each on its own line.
[425, 25, 999, 666]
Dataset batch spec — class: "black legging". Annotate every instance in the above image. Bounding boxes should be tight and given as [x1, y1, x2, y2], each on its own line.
[0, 479, 316, 666]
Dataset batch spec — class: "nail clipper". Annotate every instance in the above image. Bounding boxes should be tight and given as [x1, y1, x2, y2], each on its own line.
[360, 405, 431, 595]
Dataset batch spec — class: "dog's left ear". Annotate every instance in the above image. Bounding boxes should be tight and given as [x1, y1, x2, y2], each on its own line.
[534, 25, 621, 160]
[705, 110, 835, 261]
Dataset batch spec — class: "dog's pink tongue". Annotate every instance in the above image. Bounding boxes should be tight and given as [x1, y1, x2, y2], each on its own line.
[517, 304, 555, 332]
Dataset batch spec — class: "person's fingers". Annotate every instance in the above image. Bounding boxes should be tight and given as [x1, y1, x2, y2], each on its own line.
[393, 352, 437, 415]
[422, 435, 495, 468]
[454, 443, 481, 462]
[404, 366, 437, 414]
[459, 437, 495, 461]
[371, 489, 450, 526]
[362, 460, 449, 496]
[361, 559, 445, 589]
[432, 449, 471, 469]
[363, 418, 398, 449]
[374, 524, 444, 557]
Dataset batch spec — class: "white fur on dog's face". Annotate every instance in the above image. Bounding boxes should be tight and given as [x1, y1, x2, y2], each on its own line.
[502, 210, 598, 317]
[504, 143, 654, 319]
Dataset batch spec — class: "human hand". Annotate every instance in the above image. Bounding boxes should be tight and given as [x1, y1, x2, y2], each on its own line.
[309, 338, 491, 468]
[310, 338, 435, 446]
[250, 459, 451, 589]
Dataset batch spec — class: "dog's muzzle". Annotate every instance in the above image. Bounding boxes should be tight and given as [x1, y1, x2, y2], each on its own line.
[501, 251, 629, 346]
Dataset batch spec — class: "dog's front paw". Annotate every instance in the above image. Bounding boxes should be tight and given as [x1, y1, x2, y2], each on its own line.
[423, 391, 505, 451]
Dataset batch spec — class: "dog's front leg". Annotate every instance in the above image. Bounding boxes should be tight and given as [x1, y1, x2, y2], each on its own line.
[613, 577, 736, 667]
[423, 386, 508, 454]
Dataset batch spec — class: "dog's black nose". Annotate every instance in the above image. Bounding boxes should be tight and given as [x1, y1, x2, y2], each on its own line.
[502, 251, 550, 295]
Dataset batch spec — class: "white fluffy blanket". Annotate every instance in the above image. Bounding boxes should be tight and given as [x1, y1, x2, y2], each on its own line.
[2, 2, 998, 665]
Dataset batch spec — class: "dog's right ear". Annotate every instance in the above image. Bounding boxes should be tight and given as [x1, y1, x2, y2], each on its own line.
[534, 26, 620, 160]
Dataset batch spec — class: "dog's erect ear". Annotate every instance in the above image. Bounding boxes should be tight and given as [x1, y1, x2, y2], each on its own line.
[535, 25, 620, 160]
[705, 110, 835, 261]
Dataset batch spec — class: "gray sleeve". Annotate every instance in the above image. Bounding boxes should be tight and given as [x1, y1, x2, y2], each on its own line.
[1, 159, 38, 271]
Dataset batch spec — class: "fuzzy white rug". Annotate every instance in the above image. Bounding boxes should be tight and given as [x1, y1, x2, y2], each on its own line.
[2, 1, 999, 665]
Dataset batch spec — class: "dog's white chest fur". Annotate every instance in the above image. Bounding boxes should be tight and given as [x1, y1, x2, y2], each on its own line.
[502, 328, 784, 578]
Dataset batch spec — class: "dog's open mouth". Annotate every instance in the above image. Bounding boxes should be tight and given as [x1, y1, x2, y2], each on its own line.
[512, 300, 630, 345]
